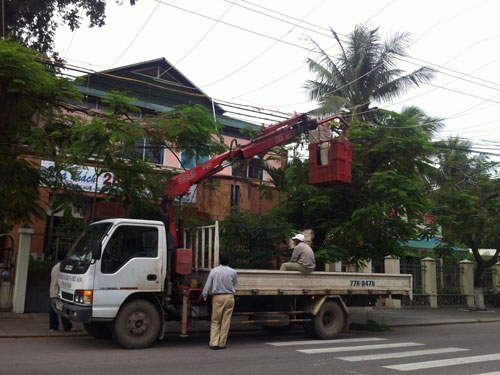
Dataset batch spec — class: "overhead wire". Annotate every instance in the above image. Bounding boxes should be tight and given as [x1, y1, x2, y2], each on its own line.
[38, 56, 293, 123]
[162, 0, 237, 75]
[110, 1, 161, 68]
[364, 0, 399, 24]
[199, 0, 327, 88]
[63, 7, 85, 59]
[411, 0, 491, 46]
[50, 1, 500, 138]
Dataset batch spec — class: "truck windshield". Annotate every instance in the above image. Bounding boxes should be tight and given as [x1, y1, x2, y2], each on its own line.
[67, 222, 111, 262]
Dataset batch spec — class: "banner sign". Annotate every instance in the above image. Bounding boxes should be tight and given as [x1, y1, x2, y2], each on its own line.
[41, 160, 115, 193]
[41, 160, 197, 202]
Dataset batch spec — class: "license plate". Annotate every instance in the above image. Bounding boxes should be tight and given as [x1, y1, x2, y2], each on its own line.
[55, 300, 63, 311]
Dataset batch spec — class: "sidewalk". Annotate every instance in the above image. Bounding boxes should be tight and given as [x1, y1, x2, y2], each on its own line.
[1, 306, 500, 338]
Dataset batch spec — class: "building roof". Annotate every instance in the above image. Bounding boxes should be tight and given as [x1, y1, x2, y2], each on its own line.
[75, 58, 262, 133]
[401, 239, 469, 257]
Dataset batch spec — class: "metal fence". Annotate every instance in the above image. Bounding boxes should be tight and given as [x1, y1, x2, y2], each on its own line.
[400, 260, 422, 291]
[43, 235, 78, 261]
[438, 263, 461, 292]
[184, 222, 219, 269]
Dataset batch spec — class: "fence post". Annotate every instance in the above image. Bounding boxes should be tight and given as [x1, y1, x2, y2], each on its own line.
[421, 257, 437, 308]
[12, 227, 34, 313]
[493, 262, 500, 293]
[384, 256, 400, 274]
[325, 262, 342, 272]
[384, 256, 401, 309]
[459, 260, 474, 309]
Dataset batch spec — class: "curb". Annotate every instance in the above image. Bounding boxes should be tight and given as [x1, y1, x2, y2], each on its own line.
[384, 318, 500, 328]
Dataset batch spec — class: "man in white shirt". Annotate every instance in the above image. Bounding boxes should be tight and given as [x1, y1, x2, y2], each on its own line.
[49, 255, 74, 332]
[201, 254, 238, 350]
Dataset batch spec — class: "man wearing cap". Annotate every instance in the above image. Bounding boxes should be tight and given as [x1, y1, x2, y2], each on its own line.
[280, 234, 316, 273]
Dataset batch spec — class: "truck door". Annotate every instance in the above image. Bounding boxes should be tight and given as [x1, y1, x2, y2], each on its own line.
[93, 224, 163, 318]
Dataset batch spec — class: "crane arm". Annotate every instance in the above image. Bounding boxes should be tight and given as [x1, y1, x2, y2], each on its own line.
[162, 113, 348, 247]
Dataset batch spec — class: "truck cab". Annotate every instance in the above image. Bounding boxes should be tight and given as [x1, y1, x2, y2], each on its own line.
[54, 219, 167, 344]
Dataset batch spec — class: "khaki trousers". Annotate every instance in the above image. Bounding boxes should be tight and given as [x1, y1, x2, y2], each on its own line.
[210, 294, 235, 347]
[280, 262, 313, 273]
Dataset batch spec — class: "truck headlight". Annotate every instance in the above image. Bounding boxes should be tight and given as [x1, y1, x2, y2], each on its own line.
[74, 290, 93, 305]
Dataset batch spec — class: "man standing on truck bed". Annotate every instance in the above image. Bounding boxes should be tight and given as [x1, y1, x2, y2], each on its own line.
[201, 253, 238, 350]
[280, 234, 316, 273]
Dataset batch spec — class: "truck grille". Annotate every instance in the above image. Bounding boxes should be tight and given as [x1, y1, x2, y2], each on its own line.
[61, 291, 73, 301]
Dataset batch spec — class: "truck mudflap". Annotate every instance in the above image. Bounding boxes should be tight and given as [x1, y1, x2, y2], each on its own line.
[52, 298, 92, 323]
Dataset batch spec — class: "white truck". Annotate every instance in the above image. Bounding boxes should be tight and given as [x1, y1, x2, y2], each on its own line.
[53, 114, 412, 348]
[54, 217, 412, 349]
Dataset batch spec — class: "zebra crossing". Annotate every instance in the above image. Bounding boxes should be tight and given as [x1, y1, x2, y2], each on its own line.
[266, 337, 500, 373]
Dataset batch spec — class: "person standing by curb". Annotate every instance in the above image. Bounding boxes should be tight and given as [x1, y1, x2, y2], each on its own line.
[201, 253, 237, 350]
[49, 254, 74, 332]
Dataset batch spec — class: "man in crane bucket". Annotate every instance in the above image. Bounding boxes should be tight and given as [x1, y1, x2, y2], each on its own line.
[280, 234, 316, 273]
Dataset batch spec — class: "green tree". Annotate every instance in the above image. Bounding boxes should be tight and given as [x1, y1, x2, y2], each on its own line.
[276, 108, 442, 267]
[431, 138, 500, 310]
[220, 208, 293, 269]
[71, 96, 226, 222]
[0, 40, 80, 231]
[27, 114, 86, 258]
[70, 92, 145, 222]
[305, 25, 434, 121]
[2, 0, 138, 55]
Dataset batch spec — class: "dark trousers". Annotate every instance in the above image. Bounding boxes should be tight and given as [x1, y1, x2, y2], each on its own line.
[49, 298, 72, 331]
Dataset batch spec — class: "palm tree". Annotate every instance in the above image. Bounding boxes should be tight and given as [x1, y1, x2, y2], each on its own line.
[305, 24, 435, 121]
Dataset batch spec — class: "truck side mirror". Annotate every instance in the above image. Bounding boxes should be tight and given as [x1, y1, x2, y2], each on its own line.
[92, 240, 102, 260]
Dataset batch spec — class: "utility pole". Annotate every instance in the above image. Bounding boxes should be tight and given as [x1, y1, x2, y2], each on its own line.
[1, 0, 5, 39]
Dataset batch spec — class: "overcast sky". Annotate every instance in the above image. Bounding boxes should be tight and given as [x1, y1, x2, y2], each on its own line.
[55, 0, 500, 154]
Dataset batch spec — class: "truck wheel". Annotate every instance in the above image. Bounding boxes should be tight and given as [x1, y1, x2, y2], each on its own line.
[310, 300, 344, 339]
[84, 322, 113, 339]
[113, 299, 161, 349]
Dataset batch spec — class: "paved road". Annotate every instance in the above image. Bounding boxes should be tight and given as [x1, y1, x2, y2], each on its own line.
[1, 322, 499, 375]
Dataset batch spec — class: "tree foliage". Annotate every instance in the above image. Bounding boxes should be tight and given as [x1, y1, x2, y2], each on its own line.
[0, 40, 80, 229]
[274, 108, 441, 266]
[430, 138, 500, 288]
[220, 208, 294, 269]
[305, 24, 434, 121]
[3, 0, 138, 55]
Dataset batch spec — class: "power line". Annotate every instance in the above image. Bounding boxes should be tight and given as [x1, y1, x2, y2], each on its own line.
[364, 0, 399, 24]
[163, 0, 237, 76]
[63, 7, 85, 59]
[411, 0, 491, 46]
[200, 0, 326, 88]
[222, 0, 335, 40]
[237, 0, 345, 37]
[110, 1, 161, 68]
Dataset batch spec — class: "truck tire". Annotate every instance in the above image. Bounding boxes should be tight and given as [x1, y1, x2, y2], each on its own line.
[84, 322, 113, 339]
[113, 299, 161, 349]
[309, 300, 344, 339]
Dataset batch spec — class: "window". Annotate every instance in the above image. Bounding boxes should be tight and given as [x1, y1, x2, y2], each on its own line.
[230, 185, 240, 207]
[101, 226, 158, 274]
[232, 158, 263, 180]
[180, 151, 209, 170]
[136, 139, 164, 165]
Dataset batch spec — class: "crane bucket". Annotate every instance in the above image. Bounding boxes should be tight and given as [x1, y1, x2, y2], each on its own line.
[308, 138, 353, 186]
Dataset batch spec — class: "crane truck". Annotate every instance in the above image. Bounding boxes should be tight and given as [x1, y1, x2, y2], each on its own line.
[53, 113, 412, 349]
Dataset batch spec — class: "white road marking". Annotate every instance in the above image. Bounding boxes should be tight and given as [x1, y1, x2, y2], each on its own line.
[474, 372, 500, 375]
[267, 337, 386, 347]
[384, 353, 500, 371]
[336, 347, 469, 361]
[298, 342, 425, 354]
